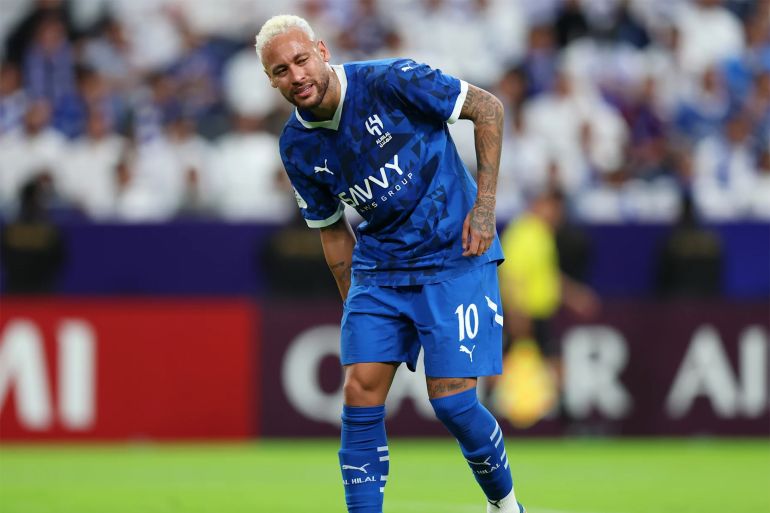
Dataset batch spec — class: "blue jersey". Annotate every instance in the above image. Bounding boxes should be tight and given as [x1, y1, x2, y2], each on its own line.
[279, 58, 503, 286]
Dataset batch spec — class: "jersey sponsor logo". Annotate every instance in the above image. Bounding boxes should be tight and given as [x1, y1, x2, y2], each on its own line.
[293, 188, 308, 209]
[460, 344, 476, 362]
[337, 153, 413, 212]
[342, 463, 371, 474]
[313, 159, 334, 175]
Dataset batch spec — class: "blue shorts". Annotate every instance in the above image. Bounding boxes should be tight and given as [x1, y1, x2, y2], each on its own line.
[341, 262, 504, 378]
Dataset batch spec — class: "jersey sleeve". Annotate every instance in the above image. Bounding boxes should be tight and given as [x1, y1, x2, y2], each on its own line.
[382, 59, 468, 124]
[281, 152, 344, 229]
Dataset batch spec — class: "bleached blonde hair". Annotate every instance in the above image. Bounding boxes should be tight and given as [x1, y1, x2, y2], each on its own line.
[255, 14, 315, 64]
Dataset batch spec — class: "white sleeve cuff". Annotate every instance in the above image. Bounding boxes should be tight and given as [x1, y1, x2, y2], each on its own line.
[305, 202, 345, 228]
[447, 80, 468, 124]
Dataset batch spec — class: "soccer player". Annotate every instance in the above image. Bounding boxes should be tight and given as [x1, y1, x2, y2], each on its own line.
[256, 14, 525, 513]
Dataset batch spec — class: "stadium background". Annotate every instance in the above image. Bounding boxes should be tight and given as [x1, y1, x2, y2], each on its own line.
[0, 0, 768, 512]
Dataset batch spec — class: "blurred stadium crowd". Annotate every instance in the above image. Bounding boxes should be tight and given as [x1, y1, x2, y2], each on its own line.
[0, 0, 768, 225]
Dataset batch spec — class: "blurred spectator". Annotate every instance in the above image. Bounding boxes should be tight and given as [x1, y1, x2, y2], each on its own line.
[500, 188, 600, 344]
[674, 0, 745, 75]
[750, 146, 770, 219]
[674, 66, 732, 141]
[398, 0, 525, 88]
[132, 72, 179, 144]
[167, 19, 229, 138]
[22, 14, 76, 107]
[81, 18, 141, 95]
[54, 67, 126, 138]
[497, 188, 599, 423]
[524, 68, 628, 194]
[165, 114, 215, 217]
[335, 0, 400, 61]
[210, 114, 294, 222]
[521, 24, 559, 96]
[574, 165, 682, 223]
[621, 74, 668, 179]
[744, 70, 770, 144]
[554, 0, 590, 48]
[173, 0, 281, 40]
[642, 22, 689, 118]
[497, 107, 548, 221]
[0, 61, 27, 134]
[693, 111, 757, 220]
[603, 0, 651, 49]
[110, 134, 186, 222]
[0, 99, 65, 210]
[0, 175, 66, 294]
[657, 194, 723, 298]
[223, 46, 283, 119]
[108, 0, 182, 72]
[722, 9, 770, 101]
[496, 65, 530, 111]
[3, 0, 76, 65]
[57, 110, 125, 219]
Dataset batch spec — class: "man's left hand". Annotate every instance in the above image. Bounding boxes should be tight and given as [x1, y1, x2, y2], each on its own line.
[462, 199, 495, 256]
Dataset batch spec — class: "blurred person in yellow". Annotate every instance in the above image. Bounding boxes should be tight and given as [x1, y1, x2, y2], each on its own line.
[495, 187, 599, 428]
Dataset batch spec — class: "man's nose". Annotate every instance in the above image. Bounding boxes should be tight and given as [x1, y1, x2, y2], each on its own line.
[288, 65, 305, 84]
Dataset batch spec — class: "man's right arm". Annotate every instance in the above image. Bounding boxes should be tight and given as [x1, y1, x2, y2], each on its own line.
[320, 216, 356, 302]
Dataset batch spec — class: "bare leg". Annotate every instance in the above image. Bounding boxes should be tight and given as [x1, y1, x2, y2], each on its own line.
[343, 362, 399, 406]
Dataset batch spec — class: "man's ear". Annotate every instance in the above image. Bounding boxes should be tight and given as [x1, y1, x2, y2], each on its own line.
[317, 39, 330, 63]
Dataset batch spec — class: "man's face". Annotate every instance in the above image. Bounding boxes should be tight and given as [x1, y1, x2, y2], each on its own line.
[262, 28, 331, 110]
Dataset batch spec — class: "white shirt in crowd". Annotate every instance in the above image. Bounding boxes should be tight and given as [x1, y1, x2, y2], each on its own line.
[58, 133, 126, 219]
[674, 0, 745, 75]
[210, 130, 294, 223]
[0, 127, 66, 208]
[115, 138, 186, 221]
[693, 135, 757, 220]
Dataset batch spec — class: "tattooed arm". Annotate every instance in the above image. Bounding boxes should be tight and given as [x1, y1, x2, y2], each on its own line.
[320, 216, 357, 301]
[459, 84, 504, 257]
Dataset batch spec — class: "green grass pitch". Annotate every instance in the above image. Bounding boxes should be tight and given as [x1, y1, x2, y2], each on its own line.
[1, 438, 768, 513]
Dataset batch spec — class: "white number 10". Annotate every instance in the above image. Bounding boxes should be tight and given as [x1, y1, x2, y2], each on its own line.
[454, 303, 479, 341]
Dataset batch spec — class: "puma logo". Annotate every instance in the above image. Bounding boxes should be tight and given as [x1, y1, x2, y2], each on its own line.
[314, 159, 333, 175]
[341, 463, 371, 474]
[466, 456, 492, 466]
[459, 344, 476, 362]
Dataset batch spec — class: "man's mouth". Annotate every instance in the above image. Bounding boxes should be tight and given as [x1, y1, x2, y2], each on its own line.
[294, 83, 314, 100]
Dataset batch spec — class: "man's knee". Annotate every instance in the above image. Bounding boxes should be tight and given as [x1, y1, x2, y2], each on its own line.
[343, 363, 395, 406]
[343, 377, 380, 405]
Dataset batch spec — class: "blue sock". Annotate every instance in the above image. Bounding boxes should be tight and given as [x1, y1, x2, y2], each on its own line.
[430, 388, 514, 501]
[338, 405, 389, 513]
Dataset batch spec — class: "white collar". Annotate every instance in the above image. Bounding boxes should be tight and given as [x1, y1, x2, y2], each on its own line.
[294, 64, 346, 131]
